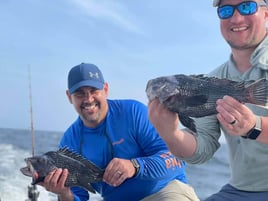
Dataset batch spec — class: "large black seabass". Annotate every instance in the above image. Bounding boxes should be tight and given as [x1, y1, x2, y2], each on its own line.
[146, 74, 268, 132]
[20, 147, 104, 193]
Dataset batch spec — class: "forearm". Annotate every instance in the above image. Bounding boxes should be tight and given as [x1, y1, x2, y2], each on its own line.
[136, 150, 186, 180]
[161, 129, 197, 158]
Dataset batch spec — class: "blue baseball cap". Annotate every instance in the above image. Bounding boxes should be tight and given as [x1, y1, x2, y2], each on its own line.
[68, 63, 105, 94]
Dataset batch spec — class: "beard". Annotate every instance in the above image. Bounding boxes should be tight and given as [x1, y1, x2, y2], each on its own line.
[80, 102, 102, 125]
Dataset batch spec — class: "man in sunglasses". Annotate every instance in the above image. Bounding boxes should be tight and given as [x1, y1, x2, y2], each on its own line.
[148, 0, 268, 201]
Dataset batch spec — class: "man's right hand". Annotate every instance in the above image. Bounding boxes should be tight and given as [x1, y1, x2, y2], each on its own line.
[38, 168, 75, 201]
[148, 98, 179, 140]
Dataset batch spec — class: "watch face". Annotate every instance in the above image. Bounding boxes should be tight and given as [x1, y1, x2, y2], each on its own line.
[247, 129, 261, 140]
[242, 115, 262, 140]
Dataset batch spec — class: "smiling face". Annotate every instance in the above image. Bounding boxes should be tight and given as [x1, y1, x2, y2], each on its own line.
[219, 0, 268, 50]
[67, 83, 109, 128]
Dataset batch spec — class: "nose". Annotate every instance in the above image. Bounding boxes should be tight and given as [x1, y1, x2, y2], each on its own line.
[83, 92, 94, 102]
[230, 9, 244, 22]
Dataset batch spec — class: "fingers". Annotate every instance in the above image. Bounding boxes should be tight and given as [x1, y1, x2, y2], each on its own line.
[43, 168, 68, 193]
[216, 96, 255, 136]
[106, 169, 126, 187]
[148, 99, 160, 118]
[103, 158, 134, 187]
[216, 96, 242, 123]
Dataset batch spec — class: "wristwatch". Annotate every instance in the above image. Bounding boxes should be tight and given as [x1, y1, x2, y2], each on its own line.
[242, 115, 262, 140]
[130, 159, 140, 177]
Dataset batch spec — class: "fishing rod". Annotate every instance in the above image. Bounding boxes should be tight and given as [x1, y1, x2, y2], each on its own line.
[28, 66, 35, 157]
[25, 66, 40, 201]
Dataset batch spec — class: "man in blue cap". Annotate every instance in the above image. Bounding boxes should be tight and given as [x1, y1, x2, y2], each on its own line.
[148, 0, 268, 201]
[38, 63, 200, 201]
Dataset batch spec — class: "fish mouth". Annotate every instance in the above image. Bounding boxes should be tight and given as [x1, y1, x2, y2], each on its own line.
[146, 76, 180, 103]
[20, 159, 42, 184]
[20, 159, 35, 177]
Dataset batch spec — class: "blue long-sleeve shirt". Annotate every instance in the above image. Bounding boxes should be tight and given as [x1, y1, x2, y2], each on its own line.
[60, 99, 187, 201]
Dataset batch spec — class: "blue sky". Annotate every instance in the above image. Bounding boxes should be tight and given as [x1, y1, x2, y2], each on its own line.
[0, 0, 230, 132]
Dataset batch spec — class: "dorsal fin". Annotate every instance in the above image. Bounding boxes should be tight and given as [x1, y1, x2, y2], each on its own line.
[57, 146, 104, 172]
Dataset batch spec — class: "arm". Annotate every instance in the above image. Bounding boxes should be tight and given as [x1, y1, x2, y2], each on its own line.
[102, 99, 188, 187]
[148, 99, 197, 158]
[133, 100, 188, 180]
[148, 99, 221, 164]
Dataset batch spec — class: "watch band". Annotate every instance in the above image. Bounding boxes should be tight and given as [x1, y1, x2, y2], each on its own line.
[130, 159, 140, 177]
[242, 115, 262, 140]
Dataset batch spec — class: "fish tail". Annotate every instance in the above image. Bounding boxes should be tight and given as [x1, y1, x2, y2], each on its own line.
[245, 78, 268, 106]
[82, 183, 96, 194]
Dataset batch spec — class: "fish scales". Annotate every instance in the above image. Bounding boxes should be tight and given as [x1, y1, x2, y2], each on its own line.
[46, 148, 103, 185]
[146, 74, 268, 132]
[20, 147, 105, 193]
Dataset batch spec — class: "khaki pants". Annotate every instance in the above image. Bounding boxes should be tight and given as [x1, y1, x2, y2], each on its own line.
[140, 180, 200, 201]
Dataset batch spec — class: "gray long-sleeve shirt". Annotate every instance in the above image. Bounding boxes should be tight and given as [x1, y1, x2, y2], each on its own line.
[184, 35, 268, 191]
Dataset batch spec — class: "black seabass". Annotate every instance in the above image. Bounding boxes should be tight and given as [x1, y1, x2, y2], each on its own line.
[20, 147, 104, 193]
[146, 74, 268, 132]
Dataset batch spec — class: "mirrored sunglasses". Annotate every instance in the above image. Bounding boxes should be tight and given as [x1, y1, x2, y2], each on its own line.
[217, 1, 267, 20]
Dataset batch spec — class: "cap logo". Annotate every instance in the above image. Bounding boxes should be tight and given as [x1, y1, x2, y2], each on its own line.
[89, 72, 99, 79]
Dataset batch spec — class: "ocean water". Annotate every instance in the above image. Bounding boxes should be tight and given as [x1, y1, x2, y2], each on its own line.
[0, 128, 230, 201]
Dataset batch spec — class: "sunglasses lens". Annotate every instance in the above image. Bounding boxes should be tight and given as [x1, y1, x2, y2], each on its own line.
[218, 5, 234, 19]
[237, 1, 257, 15]
[217, 1, 259, 19]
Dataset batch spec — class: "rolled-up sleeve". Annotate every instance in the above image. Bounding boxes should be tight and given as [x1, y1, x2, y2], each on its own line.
[182, 115, 221, 164]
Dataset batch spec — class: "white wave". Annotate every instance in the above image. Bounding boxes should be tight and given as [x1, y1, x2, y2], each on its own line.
[0, 144, 57, 201]
[0, 143, 102, 201]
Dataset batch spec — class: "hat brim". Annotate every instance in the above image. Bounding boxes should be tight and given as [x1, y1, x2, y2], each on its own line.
[69, 80, 104, 94]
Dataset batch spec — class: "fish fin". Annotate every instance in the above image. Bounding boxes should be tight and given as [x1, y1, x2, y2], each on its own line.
[189, 74, 206, 79]
[58, 147, 104, 172]
[80, 183, 96, 194]
[165, 94, 208, 110]
[185, 95, 208, 107]
[245, 78, 268, 106]
[58, 147, 104, 184]
[179, 114, 196, 132]
[194, 75, 241, 86]
[67, 180, 97, 194]
[32, 176, 45, 185]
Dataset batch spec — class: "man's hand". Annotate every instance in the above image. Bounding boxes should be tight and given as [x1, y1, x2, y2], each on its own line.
[216, 95, 256, 137]
[103, 158, 136, 187]
[36, 168, 74, 201]
[148, 99, 180, 141]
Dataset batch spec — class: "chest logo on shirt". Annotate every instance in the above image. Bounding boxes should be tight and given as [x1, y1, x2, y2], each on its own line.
[112, 138, 124, 145]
